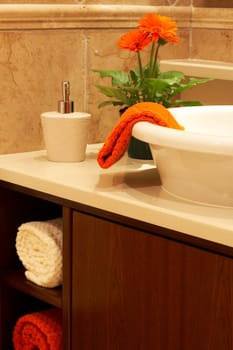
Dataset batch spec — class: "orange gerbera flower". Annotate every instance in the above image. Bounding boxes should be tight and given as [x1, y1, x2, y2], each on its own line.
[93, 12, 209, 112]
[118, 29, 152, 52]
[139, 14, 180, 44]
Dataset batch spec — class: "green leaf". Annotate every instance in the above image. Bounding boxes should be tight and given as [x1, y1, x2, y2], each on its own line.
[93, 69, 129, 86]
[98, 100, 124, 108]
[187, 77, 212, 87]
[173, 100, 203, 107]
[95, 84, 139, 106]
[143, 78, 170, 91]
[142, 63, 154, 78]
[169, 77, 212, 97]
[159, 70, 184, 83]
[93, 66, 213, 109]
[95, 85, 120, 98]
[129, 70, 139, 86]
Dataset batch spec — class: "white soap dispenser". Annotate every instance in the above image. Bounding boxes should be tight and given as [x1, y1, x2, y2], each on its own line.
[41, 81, 91, 162]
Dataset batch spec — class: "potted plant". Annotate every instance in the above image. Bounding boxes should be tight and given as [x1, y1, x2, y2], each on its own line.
[93, 13, 211, 159]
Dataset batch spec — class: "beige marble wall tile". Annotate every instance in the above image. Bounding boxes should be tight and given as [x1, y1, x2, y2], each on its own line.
[0, 0, 190, 3]
[0, 0, 161, 3]
[193, 0, 232, 7]
[0, 0, 231, 6]
[87, 29, 123, 143]
[85, 0, 160, 4]
[0, 4, 192, 153]
[0, 4, 190, 31]
[190, 7, 233, 62]
[181, 80, 233, 105]
[191, 28, 233, 62]
[192, 8, 233, 30]
[150, 0, 191, 5]
[0, 0, 72, 2]
[85, 0, 184, 4]
[0, 29, 85, 153]
[0, 4, 232, 154]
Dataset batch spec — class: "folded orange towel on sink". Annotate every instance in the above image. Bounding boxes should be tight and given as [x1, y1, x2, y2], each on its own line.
[97, 102, 184, 169]
[13, 308, 62, 350]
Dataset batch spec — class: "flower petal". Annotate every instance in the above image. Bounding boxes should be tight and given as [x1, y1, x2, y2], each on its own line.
[118, 29, 152, 52]
[139, 14, 180, 44]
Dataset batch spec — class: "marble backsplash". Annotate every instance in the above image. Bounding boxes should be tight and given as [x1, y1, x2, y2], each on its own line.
[0, 1, 232, 6]
[0, 4, 232, 154]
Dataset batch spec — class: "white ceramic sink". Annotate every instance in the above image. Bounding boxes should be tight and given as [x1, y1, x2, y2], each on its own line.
[132, 105, 233, 208]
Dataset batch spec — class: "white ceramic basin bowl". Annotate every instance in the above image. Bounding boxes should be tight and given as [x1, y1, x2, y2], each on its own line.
[132, 105, 233, 208]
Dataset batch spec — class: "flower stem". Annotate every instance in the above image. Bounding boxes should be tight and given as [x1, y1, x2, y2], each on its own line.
[137, 51, 143, 81]
[149, 41, 155, 77]
[152, 43, 160, 77]
[137, 51, 145, 102]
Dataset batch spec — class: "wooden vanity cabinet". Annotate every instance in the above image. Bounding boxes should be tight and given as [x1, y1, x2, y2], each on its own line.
[71, 210, 233, 350]
[1, 181, 233, 350]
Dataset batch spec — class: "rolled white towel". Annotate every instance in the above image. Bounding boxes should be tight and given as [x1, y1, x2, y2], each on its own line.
[15, 218, 63, 288]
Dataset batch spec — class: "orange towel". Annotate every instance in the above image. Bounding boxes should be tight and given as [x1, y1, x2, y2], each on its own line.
[13, 308, 62, 350]
[97, 102, 184, 169]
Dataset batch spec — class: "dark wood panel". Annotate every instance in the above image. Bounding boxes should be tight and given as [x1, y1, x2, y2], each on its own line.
[62, 206, 73, 350]
[71, 211, 233, 350]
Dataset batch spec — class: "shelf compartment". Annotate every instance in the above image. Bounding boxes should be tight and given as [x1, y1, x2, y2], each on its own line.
[2, 269, 62, 308]
[160, 59, 233, 80]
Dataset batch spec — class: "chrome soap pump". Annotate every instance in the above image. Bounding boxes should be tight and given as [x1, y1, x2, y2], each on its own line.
[58, 80, 74, 114]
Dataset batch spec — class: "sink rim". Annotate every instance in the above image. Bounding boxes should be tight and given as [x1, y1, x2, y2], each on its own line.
[132, 105, 233, 155]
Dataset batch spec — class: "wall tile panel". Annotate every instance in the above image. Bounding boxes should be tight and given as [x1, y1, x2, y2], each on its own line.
[191, 29, 233, 62]
[193, 0, 232, 7]
[0, 4, 232, 153]
[0, 29, 85, 153]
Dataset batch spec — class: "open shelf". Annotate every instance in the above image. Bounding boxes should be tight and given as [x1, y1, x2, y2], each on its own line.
[160, 59, 233, 80]
[2, 269, 62, 308]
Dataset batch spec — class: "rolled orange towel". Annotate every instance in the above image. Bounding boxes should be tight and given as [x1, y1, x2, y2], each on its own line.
[13, 308, 62, 350]
[97, 102, 184, 169]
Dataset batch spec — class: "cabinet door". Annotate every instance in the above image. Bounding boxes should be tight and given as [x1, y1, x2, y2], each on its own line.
[71, 211, 233, 350]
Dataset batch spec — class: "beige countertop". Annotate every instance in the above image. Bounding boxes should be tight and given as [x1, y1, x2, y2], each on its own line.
[0, 144, 233, 247]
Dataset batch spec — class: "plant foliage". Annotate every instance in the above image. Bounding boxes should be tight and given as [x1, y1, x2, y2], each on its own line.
[93, 14, 212, 109]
